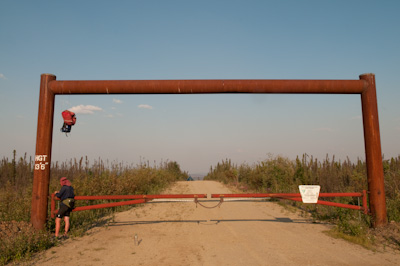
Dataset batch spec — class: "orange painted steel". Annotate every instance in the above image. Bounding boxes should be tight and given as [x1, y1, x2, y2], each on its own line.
[31, 74, 56, 229]
[32, 73, 387, 230]
[212, 191, 368, 213]
[211, 192, 363, 198]
[284, 198, 364, 212]
[360, 74, 387, 226]
[48, 79, 366, 94]
[73, 194, 207, 200]
[51, 193, 207, 218]
[51, 192, 368, 218]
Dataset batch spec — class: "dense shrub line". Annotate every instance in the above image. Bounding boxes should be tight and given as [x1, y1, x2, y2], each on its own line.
[0, 151, 187, 265]
[1, 150, 399, 263]
[204, 154, 400, 225]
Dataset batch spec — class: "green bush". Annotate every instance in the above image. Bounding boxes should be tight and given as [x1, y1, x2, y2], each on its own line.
[0, 221, 54, 265]
[0, 153, 187, 265]
[205, 154, 400, 227]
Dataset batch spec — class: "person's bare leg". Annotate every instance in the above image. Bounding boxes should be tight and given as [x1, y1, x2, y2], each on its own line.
[64, 216, 70, 236]
[55, 217, 61, 237]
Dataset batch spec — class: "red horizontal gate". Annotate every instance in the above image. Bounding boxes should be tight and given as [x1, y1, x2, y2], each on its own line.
[212, 191, 368, 214]
[50, 194, 207, 218]
[51, 191, 368, 218]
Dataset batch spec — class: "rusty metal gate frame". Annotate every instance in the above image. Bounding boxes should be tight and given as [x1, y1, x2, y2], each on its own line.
[50, 191, 369, 219]
[32, 73, 386, 229]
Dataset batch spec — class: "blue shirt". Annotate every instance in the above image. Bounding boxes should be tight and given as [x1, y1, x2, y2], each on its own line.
[56, 185, 75, 201]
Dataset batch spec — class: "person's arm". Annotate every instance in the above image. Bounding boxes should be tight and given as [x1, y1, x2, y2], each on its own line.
[55, 186, 66, 199]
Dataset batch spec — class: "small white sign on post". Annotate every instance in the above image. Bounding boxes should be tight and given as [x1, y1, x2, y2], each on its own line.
[299, 185, 320, 203]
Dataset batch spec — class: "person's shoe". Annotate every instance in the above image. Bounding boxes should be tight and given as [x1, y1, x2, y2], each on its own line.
[53, 235, 62, 241]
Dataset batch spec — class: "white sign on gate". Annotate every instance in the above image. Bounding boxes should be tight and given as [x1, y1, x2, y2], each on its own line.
[299, 185, 320, 203]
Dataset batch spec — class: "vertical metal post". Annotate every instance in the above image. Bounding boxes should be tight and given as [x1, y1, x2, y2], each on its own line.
[360, 73, 387, 227]
[31, 74, 56, 230]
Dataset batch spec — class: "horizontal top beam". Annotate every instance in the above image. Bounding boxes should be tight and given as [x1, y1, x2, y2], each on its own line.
[47, 78, 368, 95]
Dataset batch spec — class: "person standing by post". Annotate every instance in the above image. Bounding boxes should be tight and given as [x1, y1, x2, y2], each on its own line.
[54, 177, 75, 239]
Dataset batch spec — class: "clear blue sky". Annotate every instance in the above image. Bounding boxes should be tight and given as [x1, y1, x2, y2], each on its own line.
[1, 0, 399, 174]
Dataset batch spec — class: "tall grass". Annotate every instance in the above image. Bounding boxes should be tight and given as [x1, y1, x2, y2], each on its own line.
[205, 154, 400, 242]
[1, 150, 399, 263]
[0, 151, 187, 265]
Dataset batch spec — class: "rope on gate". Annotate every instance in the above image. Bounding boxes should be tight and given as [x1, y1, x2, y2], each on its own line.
[147, 197, 270, 207]
[195, 198, 224, 209]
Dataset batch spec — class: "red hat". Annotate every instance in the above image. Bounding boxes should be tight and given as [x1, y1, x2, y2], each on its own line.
[60, 177, 71, 186]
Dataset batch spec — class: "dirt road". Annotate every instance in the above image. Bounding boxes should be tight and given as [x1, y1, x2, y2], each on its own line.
[33, 181, 399, 265]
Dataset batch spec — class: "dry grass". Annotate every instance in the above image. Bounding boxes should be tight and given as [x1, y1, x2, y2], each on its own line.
[0, 153, 188, 266]
[205, 154, 400, 251]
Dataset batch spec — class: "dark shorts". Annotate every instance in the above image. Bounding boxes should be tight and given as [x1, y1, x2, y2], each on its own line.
[56, 204, 72, 218]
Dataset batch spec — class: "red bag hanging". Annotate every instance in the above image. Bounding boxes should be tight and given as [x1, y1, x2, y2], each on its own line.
[62, 110, 76, 126]
[61, 110, 76, 134]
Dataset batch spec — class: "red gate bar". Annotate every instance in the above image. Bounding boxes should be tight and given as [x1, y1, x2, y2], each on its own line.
[212, 191, 368, 214]
[283, 197, 364, 212]
[51, 199, 146, 218]
[73, 194, 207, 200]
[211, 192, 363, 198]
[50, 193, 207, 218]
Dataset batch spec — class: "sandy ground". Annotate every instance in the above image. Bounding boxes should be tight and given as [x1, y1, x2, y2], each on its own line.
[31, 181, 399, 266]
